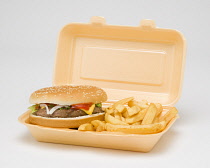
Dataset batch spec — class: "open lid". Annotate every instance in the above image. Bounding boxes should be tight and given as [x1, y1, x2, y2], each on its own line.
[53, 16, 186, 106]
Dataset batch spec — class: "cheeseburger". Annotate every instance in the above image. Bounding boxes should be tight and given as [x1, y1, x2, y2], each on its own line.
[28, 85, 107, 128]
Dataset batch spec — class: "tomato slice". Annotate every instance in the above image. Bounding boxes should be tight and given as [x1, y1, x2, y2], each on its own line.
[71, 103, 93, 110]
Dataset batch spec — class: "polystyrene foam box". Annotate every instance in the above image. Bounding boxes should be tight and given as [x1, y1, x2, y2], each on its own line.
[19, 16, 186, 152]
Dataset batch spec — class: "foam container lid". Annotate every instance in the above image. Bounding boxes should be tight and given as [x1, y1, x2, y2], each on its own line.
[53, 16, 186, 106]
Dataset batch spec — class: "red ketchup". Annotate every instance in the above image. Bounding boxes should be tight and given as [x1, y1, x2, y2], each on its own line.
[71, 103, 93, 110]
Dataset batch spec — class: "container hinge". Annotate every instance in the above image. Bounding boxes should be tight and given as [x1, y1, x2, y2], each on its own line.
[90, 16, 106, 26]
[140, 19, 156, 29]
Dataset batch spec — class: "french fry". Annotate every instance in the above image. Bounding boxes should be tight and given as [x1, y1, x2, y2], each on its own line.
[141, 103, 157, 125]
[122, 108, 129, 118]
[121, 116, 126, 122]
[78, 123, 95, 131]
[153, 117, 159, 123]
[114, 112, 120, 120]
[159, 107, 178, 124]
[132, 121, 142, 125]
[105, 107, 114, 115]
[125, 109, 147, 124]
[113, 97, 134, 108]
[137, 103, 149, 109]
[127, 100, 136, 107]
[115, 104, 126, 113]
[114, 112, 123, 121]
[96, 125, 106, 132]
[91, 120, 106, 132]
[106, 121, 166, 134]
[105, 113, 128, 125]
[91, 120, 105, 128]
[127, 105, 140, 116]
[155, 103, 163, 117]
[153, 103, 163, 123]
[128, 100, 148, 109]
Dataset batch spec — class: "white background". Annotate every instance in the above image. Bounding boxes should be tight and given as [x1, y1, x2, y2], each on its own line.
[1, 0, 210, 167]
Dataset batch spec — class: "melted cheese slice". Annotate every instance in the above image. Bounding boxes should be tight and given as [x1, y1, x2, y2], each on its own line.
[81, 104, 95, 115]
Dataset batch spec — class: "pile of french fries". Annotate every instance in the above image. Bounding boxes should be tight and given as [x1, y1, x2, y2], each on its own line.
[78, 97, 178, 134]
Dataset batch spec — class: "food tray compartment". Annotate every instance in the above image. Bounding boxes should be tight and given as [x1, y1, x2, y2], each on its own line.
[19, 109, 178, 152]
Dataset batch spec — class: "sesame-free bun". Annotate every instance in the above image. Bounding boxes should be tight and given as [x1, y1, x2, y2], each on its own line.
[29, 112, 105, 128]
[29, 85, 107, 105]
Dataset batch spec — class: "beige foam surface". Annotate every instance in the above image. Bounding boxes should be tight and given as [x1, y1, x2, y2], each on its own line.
[53, 17, 186, 106]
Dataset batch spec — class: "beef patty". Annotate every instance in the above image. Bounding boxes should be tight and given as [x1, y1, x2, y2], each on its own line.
[33, 106, 104, 118]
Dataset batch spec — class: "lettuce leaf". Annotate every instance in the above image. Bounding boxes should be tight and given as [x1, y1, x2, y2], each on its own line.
[95, 103, 102, 108]
[28, 104, 39, 113]
[48, 104, 56, 108]
[59, 106, 70, 110]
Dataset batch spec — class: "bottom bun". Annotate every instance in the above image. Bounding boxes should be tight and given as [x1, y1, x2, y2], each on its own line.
[29, 113, 105, 128]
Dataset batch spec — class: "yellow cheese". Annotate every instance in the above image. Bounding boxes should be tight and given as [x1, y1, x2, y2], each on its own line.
[81, 104, 95, 115]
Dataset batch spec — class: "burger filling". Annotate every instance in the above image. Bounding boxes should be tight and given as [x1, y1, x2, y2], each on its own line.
[28, 103, 104, 118]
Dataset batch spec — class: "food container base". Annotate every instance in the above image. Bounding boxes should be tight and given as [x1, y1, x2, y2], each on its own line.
[19, 111, 177, 152]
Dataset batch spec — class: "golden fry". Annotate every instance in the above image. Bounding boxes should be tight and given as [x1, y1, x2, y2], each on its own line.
[127, 105, 140, 116]
[115, 104, 126, 113]
[132, 121, 142, 125]
[114, 112, 123, 121]
[121, 116, 126, 122]
[154, 103, 163, 117]
[96, 125, 106, 132]
[128, 100, 148, 109]
[78, 123, 95, 131]
[159, 107, 178, 124]
[125, 109, 147, 124]
[105, 107, 114, 115]
[152, 103, 163, 123]
[91, 120, 106, 132]
[113, 97, 134, 108]
[141, 103, 157, 125]
[91, 120, 105, 129]
[105, 113, 128, 125]
[106, 121, 166, 134]
[122, 108, 129, 118]
[127, 100, 136, 107]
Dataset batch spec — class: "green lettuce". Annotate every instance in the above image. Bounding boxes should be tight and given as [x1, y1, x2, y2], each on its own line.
[59, 106, 70, 110]
[95, 103, 102, 108]
[28, 104, 39, 113]
[48, 104, 56, 108]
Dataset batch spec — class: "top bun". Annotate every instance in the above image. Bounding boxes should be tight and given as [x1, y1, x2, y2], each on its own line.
[29, 85, 107, 105]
